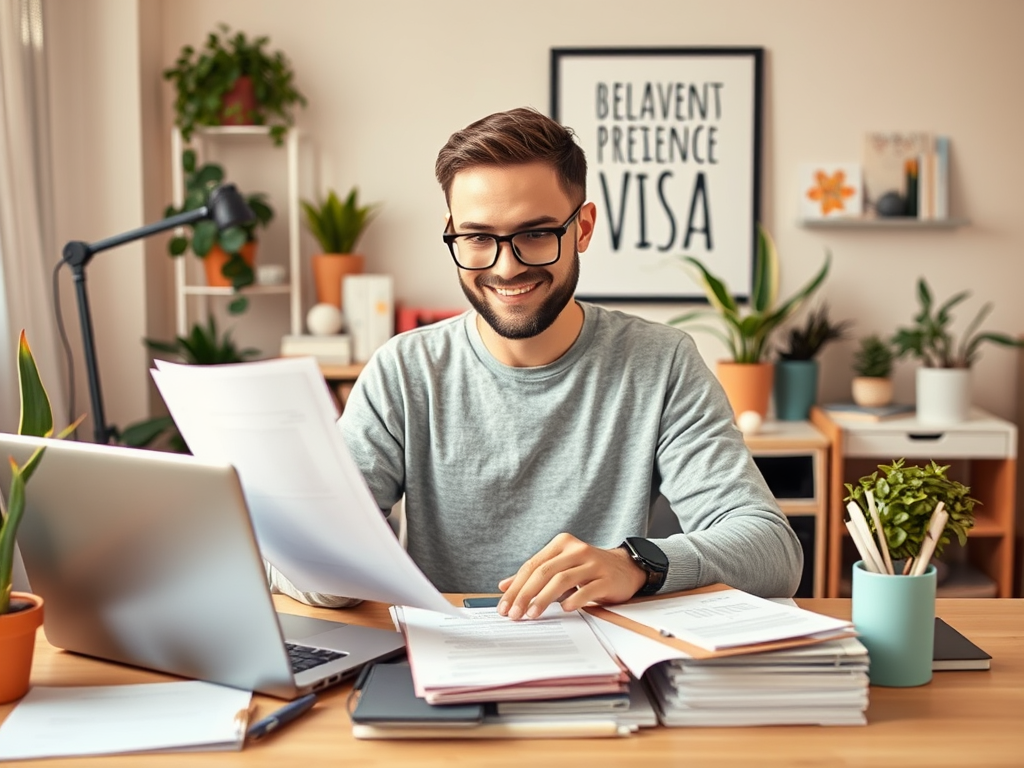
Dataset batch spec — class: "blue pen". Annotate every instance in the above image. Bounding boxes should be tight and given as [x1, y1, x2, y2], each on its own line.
[246, 693, 318, 742]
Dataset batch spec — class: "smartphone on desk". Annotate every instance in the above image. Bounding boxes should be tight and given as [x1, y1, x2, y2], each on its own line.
[463, 596, 501, 608]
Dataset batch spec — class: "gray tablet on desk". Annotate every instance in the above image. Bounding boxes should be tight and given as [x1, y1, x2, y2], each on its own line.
[0, 434, 405, 699]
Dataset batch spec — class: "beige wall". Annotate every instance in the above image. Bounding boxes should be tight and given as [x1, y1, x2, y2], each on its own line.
[44, 0, 1024, 435]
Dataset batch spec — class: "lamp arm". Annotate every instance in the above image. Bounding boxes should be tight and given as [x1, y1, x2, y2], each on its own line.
[60, 204, 210, 444]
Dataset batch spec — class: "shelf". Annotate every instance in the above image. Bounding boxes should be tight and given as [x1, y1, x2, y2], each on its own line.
[799, 217, 969, 229]
[181, 284, 293, 297]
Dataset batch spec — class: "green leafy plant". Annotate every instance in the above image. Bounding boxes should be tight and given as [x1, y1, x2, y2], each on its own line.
[1, 333, 82, 614]
[777, 303, 852, 361]
[845, 459, 976, 564]
[301, 188, 380, 255]
[118, 317, 259, 452]
[166, 149, 274, 314]
[163, 23, 306, 145]
[853, 334, 895, 378]
[669, 225, 831, 363]
[891, 278, 1024, 368]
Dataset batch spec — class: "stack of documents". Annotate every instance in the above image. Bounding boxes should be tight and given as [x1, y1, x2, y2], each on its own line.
[645, 637, 870, 727]
[391, 605, 628, 705]
[580, 586, 868, 727]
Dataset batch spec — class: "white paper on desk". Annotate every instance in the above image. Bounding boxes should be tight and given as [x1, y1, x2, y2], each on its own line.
[394, 605, 624, 692]
[603, 589, 853, 651]
[0, 682, 250, 760]
[582, 613, 691, 679]
[150, 357, 457, 615]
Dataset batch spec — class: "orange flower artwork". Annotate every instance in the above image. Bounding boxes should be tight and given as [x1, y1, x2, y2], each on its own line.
[806, 170, 856, 215]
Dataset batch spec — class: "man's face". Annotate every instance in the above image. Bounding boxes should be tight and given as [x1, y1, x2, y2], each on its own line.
[448, 163, 593, 340]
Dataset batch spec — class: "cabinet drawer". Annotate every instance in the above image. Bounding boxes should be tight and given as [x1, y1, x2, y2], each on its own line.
[845, 430, 1012, 459]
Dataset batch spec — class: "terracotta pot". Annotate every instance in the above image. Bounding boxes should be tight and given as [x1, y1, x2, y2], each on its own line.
[220, 75, 257, 125]
[312, 253, 365, 309]
[0, 592, 43, 704]
[716, 361, 774, 420]
[204, 241, 257, 288]
[852, 376, 894, 407]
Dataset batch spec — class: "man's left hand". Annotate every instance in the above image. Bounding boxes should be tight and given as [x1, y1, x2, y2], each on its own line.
[496, 533, 646, 620]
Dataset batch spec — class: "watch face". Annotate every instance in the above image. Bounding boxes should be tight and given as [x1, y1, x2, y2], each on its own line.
[626, 537, 669, 571]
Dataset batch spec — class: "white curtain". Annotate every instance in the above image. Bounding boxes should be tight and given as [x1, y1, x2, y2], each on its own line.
[0, 0, 66, 434]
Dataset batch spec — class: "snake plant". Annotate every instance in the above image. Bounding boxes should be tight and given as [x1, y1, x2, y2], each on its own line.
[1, 332, 82, 614]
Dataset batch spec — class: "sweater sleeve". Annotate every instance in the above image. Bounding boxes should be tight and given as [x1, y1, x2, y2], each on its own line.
[648, 337, 804, 598]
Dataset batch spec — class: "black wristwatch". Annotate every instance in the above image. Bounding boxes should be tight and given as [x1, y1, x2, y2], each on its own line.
[619, 537, 669, 597]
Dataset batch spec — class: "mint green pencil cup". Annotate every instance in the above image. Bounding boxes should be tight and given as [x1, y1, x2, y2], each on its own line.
[851, 560, 936, 687]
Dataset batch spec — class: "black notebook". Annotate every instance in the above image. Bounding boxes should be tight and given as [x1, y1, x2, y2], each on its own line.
[350, 661, 484, 726]
[933, 617, 991, 671]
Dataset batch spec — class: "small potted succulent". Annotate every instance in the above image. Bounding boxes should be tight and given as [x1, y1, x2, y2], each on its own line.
[165, 149, 274, 314]
[0, 332, 81, 703]
[301, 187, 380, 309]
[163, 23, 306, 145]
[773, 303, 852, 420]
[851, 334, 896, 407]
[892, 278, 1024, 423]
[670, 225, 830, 418]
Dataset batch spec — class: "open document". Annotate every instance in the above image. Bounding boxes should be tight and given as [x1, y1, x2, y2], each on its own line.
[587, 585, 854, 659]
[391, 605, 628, 704]
[150, 357, 456, 615]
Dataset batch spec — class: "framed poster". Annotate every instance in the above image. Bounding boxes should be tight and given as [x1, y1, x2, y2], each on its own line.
[551, 47, 763, 302]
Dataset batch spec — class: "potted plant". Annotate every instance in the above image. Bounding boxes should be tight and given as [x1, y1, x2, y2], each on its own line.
[163, 23, 307, 146]
[891, 278, 1024, 424]
[670, 225, 830, 418]
[166, 149, 274, 314]
[301, 188, 380, 310]
[844, 459, 976, 687]
[1, 332, 81, 703]
[773, 303, 852, 420]
[851, 334, 896, 407]
[118, 317, 260, 452]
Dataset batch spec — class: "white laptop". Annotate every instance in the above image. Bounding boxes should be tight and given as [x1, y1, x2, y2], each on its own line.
[0, 433, 405, 699]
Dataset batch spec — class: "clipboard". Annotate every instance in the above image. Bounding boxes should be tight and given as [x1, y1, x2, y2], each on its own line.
[583, 584, 855, 660]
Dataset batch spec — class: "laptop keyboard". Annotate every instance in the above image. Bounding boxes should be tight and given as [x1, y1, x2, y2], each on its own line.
[286, 642, 347, 673]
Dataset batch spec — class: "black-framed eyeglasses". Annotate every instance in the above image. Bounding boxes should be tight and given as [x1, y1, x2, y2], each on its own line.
[442, 203, 583, 270]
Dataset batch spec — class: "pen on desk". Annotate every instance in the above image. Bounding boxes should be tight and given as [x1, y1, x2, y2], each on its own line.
[247, 693, 318, 742]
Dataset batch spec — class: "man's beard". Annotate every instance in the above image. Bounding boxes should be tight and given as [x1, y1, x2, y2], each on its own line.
[461, 249, 580, 340]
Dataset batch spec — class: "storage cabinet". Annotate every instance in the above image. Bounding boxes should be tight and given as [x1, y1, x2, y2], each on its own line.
[744, 421, 829, 598]
[170, 126, 303, 339]
[811, 406, 1017, 598]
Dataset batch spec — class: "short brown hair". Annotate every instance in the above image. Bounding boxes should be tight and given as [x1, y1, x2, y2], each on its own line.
[435, 107, 587, 206]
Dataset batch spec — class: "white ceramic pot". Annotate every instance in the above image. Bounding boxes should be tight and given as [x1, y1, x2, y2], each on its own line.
[852, 377, 894, 407]
[916, 367, 971, 424]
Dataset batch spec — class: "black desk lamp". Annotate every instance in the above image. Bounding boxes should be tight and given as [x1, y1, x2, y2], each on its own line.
[62, 184, 254, 444]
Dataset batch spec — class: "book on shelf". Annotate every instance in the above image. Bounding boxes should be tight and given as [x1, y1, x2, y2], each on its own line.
[821, 402, 915, 422]
[933, 617, 991, 671]
[862, 132, 949, 220]
[280, 333, 352, 365]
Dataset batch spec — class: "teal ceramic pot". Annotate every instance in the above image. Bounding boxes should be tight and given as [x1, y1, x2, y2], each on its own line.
[773, 360, 819, 421]
[852, 560, 936, 687]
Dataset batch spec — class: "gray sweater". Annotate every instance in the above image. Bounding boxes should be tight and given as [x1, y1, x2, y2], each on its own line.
[338, 303, 802, 597]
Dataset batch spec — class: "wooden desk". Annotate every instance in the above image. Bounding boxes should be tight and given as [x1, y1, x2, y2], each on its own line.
[4, 597, 1022, 767]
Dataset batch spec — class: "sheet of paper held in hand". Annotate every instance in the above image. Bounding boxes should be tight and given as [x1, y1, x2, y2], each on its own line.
[150, 357, 457, 615]
[601, 588, 853, 651]
[0, 682, 251, 760]
[392, 605, 626, 702]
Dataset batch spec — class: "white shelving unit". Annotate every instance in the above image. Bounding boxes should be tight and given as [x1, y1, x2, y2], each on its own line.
[170, 125, 302, 338]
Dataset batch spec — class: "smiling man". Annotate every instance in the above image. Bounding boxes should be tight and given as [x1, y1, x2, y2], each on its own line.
[274, 107, 802, 618]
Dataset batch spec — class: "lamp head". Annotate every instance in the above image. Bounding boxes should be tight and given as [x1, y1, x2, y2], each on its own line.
[208, 184, 255, 230]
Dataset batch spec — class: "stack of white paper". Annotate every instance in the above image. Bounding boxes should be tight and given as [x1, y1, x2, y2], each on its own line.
[644, 637, 870, 727]
[391, 605, 628, 705]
